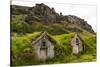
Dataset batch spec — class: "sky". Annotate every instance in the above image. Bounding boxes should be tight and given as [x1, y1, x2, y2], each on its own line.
[11, 0, 97, 32]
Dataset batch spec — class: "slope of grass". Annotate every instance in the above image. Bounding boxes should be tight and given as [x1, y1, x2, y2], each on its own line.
[52, 33, 75, 45]
[11, 15, 88, 35]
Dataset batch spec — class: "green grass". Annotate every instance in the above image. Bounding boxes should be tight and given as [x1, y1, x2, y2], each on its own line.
[11, 32, 96, 66]
[52, 33, 75, 45]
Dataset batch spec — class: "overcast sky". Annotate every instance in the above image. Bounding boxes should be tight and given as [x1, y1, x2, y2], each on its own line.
[12, 0, 97, 32]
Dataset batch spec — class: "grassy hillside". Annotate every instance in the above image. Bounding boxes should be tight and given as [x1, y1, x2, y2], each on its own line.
[11, 32, 96, 66]
[11, 15, 89, 35]
[11, 5, 96, 66]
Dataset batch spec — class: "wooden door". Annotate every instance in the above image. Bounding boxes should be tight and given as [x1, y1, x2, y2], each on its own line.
[40, 48, 47, 59]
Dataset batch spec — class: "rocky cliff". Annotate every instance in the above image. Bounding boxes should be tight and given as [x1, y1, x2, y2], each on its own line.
[11, 3, 95, 34]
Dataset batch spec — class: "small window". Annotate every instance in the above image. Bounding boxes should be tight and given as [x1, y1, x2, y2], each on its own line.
[42, 42, 46, 46]
[41, 42, 47, 48]
[76, 38, 79, 45]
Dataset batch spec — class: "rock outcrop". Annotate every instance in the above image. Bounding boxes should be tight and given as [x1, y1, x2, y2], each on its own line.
[11, 3, 95, 34]
[25, 3, 59, 23]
